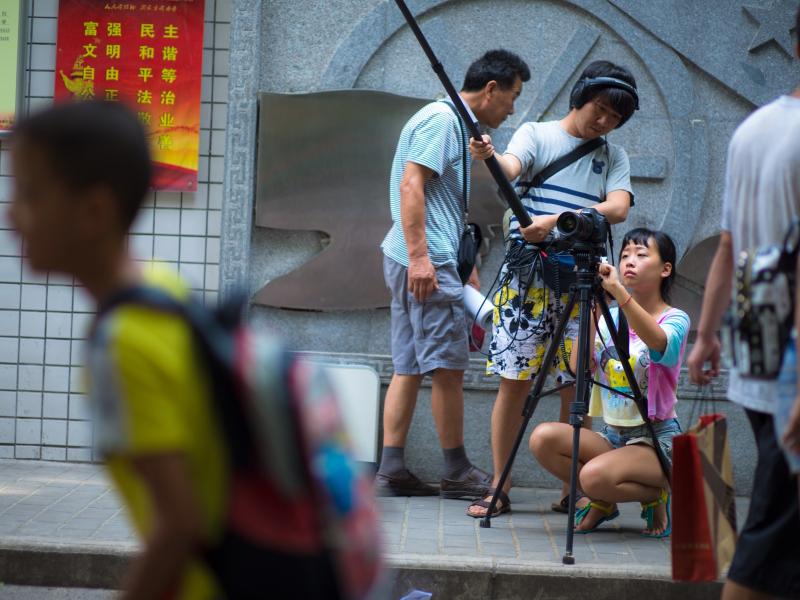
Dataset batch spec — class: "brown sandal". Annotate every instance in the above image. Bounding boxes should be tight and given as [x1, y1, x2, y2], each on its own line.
[466, 487, 511, 518]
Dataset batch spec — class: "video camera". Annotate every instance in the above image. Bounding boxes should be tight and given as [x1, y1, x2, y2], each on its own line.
[555, 207, 609, 255]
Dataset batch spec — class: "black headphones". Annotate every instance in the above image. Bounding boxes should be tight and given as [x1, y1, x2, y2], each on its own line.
[569, 76, 640, 126]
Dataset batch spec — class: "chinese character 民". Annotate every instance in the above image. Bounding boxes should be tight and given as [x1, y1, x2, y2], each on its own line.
[107, 22, 122, 37]
[140, 23, 155, 38]
[162, 46, 178, 61]
[105, 66, 119, 81]
[159, 113, 175, 127]
[105, 89, 119, 101]
[138, 67, 153, 83]
[83, 21, 98, 36]
[160, 90, 176, 106]
[157, 134, 173, 150]
[136, 90, 153, 104]
[163, 24, 178, 39]
[82, 44, 98, 58]
[106, 44, 121, 59]
[161, 68, 177, 84]
[139, 45, 155, 60]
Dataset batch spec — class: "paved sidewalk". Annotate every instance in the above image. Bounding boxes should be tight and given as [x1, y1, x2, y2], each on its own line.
[0, 459, 747, 598]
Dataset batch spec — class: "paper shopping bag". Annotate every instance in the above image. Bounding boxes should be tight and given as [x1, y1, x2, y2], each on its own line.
[672, 413, 737, 581]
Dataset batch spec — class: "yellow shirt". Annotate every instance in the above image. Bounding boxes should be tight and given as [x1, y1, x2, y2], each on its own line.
[88, 265, 225, 599]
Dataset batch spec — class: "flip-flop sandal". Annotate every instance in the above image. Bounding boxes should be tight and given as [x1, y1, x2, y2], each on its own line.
[574, 499, 620, 534]
[466, 487, 511, 519]
[551, 490, 585, 513]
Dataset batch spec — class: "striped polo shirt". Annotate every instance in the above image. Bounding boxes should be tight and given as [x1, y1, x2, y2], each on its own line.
[381, 99, 472, 267]
[504, 120, 632, 239]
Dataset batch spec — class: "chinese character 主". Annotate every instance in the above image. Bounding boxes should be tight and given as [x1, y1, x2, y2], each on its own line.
[163, 24, 178, 39]
[161, 68, 177, 84]
[139, 45, 155, 60]
[83, 21, 98, 36]
[136, 90, 152, 104]
[159, 112, 175, 127]
[138, 67, 153, 83]
[160, 90, 175, 106]
[162, 46, 178, 61]
[107, 22, 122, 37]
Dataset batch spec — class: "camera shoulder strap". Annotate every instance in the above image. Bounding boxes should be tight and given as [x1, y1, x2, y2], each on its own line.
[443, 101, 468, 220]
[519, 137, 606, 199]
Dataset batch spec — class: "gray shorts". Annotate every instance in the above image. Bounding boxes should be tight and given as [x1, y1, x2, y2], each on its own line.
[383, 255, 469, 375]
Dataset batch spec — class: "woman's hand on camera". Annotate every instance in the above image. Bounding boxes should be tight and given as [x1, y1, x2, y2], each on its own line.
[469, 135, 494, 161]
[520, 215, 555, 243]
[598, 263, 626, 299]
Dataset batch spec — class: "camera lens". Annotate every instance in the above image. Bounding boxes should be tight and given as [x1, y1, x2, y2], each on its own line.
[557, 211, 593, 241]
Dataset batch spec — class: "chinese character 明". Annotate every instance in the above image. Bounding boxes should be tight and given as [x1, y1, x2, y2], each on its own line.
[157, 134, 173, 150]
[138, 67, 153, 82]
[138, 111, 151, 125]
[163, 24, 178, 39]
[105, 89, 119, 101]
[105, 66, 119, 81]
[139, 45, 155, 60]
[160, 90, 176, 106]
[162, 46, 178, 61]
[83, 21, 98, 36]
[161, 68, 177, 84]
[82, 66, 95, 81]
[106, 44, 121, 59]
[159, 112, 175, 127]
[82, 44, 98, 58]
[136, 90, 152, 104]
[140, 23, 155, 38]
[107, 22, 122, 37]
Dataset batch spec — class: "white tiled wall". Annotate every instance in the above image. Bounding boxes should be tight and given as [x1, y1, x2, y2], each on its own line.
[0, 0, 231, 461]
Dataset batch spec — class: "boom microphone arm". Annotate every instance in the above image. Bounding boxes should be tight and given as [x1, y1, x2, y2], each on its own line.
[393, 0, 533, 228]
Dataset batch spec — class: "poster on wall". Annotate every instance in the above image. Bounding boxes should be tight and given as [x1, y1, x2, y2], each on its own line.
[0, 0, 24, 135]
[54, 1, 205, 191]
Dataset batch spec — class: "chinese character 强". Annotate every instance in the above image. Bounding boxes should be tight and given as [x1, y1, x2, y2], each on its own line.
[107, 22, 122, 37]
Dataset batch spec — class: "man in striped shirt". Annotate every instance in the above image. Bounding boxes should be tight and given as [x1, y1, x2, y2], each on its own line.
[377, 50, 531, 498]
[466, 61, 637, 518]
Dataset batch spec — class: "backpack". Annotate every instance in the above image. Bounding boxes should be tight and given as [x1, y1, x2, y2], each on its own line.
[94, 288, 382, 599]
[722, 219, 800, 379]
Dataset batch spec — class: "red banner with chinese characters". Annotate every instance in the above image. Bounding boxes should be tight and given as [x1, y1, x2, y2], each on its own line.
[54, 1, 205, 191]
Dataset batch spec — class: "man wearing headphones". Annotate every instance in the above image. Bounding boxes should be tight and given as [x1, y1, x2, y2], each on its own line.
[466, 60, 637, 518]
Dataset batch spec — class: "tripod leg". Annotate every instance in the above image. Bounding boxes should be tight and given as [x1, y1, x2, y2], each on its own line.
[480, 289, 579, 528]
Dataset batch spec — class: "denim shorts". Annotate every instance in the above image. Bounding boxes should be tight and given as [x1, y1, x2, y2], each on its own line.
[775, 336, 800, 474]
[598, 418, 682, 469]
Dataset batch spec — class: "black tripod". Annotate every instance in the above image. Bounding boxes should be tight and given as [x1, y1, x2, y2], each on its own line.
[479, 244, 672, 565]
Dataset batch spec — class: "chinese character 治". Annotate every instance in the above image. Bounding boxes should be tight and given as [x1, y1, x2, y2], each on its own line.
[162, 46, 178, 61]
[161, 68, 177, 84]
[136, 90, 153, 104]
[160, 90, 176, 106]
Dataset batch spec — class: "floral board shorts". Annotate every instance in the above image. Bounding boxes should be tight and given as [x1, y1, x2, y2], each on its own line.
[486, 271, 579, 381]
[598, 418, 682, 470]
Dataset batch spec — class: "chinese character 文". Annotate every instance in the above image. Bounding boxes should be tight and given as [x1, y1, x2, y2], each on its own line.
[141, 23, 155, 38]
[159, 113, 175, 127]
[138, 67, 153, 83]
[162, 46, 178, 61]
[107, 22, 122, 37]
[105, 67, 119, 81]
[160, 90, 176, 106]
[138, 111, 151, 125]
[106, 44, 121, 59]
[161, 68, 177, 84]
[157, 134, 173, 150]
[82, 44, 98, 58]
[139, 45, 155, 60]
[163, 24, 178, 39]
[136, 90, 152, 104]
[83, 21, 99, 36]
[105, 89, 119, 101]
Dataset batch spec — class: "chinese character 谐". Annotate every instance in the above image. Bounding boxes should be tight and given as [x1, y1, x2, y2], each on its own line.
[162, 46, 178, 61]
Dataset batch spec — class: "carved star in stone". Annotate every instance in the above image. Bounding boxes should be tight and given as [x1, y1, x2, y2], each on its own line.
[742, 0, 797, 56]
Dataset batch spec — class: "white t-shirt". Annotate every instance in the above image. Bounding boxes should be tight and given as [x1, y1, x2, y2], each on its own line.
[721, 95, 800, 414]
